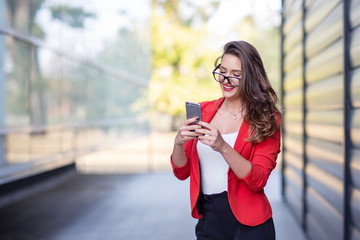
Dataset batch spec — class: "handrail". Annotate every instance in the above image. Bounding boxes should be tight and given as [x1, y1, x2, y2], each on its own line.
[0, 117, 147, 135]
[0, 26, 149, 87]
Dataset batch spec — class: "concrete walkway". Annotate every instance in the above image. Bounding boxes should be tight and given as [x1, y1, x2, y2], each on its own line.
[0, 170, 307, 240]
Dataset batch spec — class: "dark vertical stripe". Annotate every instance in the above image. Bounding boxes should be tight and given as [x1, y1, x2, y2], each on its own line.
[342, 0, 351, 239]
[0, 1, 5, 165]
[280, 0, 286, 199]
[301, 0, 308, 232]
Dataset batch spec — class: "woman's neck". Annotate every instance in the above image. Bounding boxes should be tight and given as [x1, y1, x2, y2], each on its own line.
[224, 98, 242, 113]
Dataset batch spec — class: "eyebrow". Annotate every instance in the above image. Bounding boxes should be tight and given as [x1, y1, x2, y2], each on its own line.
[220, 65, 242, 73]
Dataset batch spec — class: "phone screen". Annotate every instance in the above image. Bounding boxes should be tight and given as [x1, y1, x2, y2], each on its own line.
[185, 101, 202, 121]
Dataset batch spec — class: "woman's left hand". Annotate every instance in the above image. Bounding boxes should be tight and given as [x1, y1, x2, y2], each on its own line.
[196, 121, 227, 152]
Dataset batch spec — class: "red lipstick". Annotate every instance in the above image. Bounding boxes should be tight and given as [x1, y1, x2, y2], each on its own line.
[223, 84, 235, 92]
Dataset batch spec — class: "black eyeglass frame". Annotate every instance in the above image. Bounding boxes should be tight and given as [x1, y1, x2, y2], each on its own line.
[212, 64, 242, 87]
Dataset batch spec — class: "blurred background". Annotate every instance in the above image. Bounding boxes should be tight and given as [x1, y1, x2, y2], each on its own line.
[0, 1, 283, 239]
[0, 0, 281, 176]
[1, 0, 360, 240]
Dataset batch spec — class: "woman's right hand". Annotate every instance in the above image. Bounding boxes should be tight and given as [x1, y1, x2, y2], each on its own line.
[174, 117, 202, 146]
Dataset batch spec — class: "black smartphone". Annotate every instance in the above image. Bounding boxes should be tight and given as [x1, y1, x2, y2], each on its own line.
[185, 101, 202, 124]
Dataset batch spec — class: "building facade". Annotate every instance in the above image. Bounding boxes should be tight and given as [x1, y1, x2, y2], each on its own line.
[281, 0, 360, 239]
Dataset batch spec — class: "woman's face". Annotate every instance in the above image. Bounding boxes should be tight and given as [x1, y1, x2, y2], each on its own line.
[218, 54, 242, 100]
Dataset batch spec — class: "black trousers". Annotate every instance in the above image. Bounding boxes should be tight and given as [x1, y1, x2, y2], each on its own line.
[195, 191, 275, 240]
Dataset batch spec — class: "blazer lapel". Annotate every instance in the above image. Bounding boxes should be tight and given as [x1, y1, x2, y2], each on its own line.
[202, 98, 225, 124]
[201, 97, 251, 158]
[233, 121, 251, 158]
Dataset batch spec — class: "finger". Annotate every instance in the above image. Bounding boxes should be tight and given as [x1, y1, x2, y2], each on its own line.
[195, 128, 211, 136]
[198, 138, 211, 146]
[182, 128, 203, 137]
[199, 134, 213, 141]
[198, 135, 206, 141]
[187, 131, 203, 138]
[180, 123, 200, 131]
[176, 130, 199, 144]
[183, 125, 202, 133]
[185, 117, 200, 126]
[197, 121, 213, 130]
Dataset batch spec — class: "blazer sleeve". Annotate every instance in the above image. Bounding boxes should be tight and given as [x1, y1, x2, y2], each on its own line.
[241, 129, 281, 192]
[170, 140, 193, 180]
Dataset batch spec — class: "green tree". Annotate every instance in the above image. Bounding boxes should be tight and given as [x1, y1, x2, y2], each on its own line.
[149, 0, 281, 130]
[150, 0, 221, 130]
[6, 0, 46, 126]
[50, 5, 96, 28]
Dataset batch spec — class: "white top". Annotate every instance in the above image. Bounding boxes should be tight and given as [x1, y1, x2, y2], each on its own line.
[197, 132, 238, 195]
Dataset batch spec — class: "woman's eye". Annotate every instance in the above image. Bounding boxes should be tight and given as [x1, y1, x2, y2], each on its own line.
[220, 72, 226, 74]
[234, 75, 241, 77]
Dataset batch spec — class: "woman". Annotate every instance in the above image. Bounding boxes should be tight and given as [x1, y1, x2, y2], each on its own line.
[171, 40, 281, 240]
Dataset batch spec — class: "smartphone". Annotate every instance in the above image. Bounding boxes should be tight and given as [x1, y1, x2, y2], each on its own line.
[185, 101, 202, 124]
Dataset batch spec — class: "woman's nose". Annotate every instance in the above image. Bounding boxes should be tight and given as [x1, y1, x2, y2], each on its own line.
[223, 76, 231, 84]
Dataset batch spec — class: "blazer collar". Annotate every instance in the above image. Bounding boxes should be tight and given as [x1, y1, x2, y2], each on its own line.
[202, 97, 225, 123]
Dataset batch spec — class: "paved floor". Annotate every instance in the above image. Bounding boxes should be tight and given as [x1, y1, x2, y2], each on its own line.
[0, 170, 308, 240]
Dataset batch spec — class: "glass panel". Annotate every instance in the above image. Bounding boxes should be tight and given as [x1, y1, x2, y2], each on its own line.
[0, 0, 151, 176]
[4, 37, 31, 127]
[38, 48, 63, 125]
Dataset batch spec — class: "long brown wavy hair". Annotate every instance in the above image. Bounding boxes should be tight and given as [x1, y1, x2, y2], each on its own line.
[216, 41, 282, 143]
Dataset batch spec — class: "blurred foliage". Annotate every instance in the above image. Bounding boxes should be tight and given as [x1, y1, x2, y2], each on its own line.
[149, 0, 280, 124]
[150, 0, 221, 118]
[50, 5, 96, 28]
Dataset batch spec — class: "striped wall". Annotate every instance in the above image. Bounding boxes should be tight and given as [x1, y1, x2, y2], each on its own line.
[281, 0, 360, 239]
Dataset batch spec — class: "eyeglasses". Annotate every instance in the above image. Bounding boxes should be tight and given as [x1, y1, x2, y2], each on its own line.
[212, 64, 242, 87]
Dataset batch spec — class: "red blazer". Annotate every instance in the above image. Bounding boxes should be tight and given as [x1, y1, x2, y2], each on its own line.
[171, 98, 281, 226]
